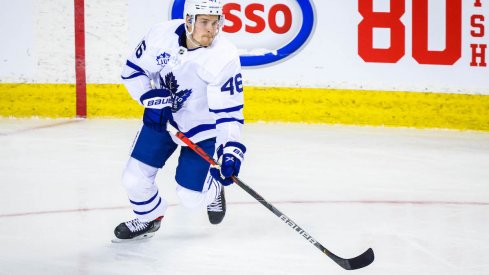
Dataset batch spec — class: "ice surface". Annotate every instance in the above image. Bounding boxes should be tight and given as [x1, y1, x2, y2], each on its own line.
[1, 118, 488, 275]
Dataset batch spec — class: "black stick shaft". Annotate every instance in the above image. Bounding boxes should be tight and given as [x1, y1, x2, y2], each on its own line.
[167, 123, 374, 270]
[230, 175, 353, 268]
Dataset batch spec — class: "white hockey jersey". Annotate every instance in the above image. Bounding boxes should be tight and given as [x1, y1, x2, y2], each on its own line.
[121, 19, 244, 147]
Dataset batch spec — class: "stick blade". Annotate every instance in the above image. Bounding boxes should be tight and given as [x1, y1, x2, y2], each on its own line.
[335, 248, 375, 270]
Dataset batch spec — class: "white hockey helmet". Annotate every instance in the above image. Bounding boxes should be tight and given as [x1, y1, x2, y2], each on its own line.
[184, 0, 223, 17]
[184, 0, 224, 35]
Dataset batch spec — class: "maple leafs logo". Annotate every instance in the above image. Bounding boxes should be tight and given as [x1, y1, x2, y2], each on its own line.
[160, 72, 178, 93]
[159, 72, 192, 112]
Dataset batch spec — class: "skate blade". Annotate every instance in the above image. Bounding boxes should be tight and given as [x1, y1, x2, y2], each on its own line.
[111, 232, 155, 243]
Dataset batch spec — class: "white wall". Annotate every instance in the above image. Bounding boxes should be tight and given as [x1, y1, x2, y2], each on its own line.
[0, 0, 34, 81]
[0, 0, 74, 83]
[0, 0, 488, 94]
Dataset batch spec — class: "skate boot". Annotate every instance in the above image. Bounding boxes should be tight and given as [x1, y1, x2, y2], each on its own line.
[207, 186, 226, 224]
[112, 216, 163, 242]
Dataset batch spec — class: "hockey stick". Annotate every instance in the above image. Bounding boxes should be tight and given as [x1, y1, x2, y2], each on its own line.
[167, 123, 374, 270]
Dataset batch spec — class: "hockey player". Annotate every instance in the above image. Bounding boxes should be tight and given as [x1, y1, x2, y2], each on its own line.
[113, 0, 245, 241]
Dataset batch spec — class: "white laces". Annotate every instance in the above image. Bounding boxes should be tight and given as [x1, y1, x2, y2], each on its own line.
[125, 218, 149, 233]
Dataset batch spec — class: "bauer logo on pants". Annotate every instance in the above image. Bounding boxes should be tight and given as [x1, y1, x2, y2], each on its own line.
[170, 0, 316, 67]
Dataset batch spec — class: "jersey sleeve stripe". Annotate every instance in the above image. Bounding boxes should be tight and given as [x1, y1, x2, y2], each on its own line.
[209, 105, 243, 113]
[121, 72, 147, 80]
[126, 60, 146, 74]
[216, 117, 244, 124]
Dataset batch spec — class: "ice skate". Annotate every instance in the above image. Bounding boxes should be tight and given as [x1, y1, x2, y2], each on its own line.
[112, 216, 163, 243]
[207, 186, 226, 224]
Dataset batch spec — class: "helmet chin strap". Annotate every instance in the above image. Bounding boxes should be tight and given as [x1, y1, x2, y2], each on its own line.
[184, 15, 222, 48]
[186, 26, 216, 49]
[187, 34, 204, 48]
[185, 15, 204, 48]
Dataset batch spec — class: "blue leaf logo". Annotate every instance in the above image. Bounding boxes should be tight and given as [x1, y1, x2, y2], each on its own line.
[160, 72, 179, 93]
[172, 89, 192, 112]
[159, 72, 192, 112]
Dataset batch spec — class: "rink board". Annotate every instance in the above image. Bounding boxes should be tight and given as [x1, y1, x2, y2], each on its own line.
[1, 83, 488, 131]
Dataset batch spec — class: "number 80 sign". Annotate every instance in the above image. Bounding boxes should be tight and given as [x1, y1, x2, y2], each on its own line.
[358, 0, 487, 67]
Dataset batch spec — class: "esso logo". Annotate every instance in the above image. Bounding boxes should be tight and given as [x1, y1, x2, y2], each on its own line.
[170, 0, 316, 67]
